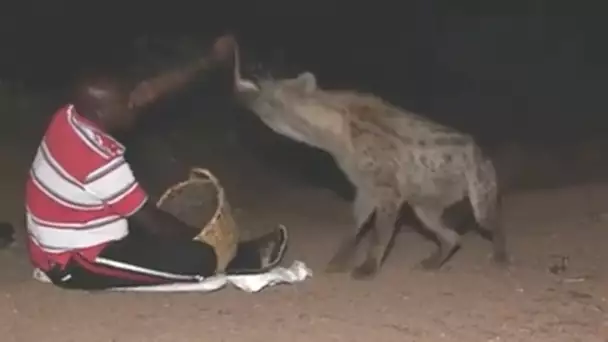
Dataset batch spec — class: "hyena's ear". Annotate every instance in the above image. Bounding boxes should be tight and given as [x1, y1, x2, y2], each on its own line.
[294, 72, 317, 93]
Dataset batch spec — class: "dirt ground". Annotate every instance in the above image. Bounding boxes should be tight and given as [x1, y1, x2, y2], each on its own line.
[0, 121, 607, 342]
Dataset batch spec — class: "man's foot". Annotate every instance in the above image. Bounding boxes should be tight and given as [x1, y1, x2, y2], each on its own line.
[224, 225, 289, 275]
[259, 225, 289, 270]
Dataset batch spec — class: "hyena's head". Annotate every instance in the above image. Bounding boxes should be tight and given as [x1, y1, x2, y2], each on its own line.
[231, 40, 344, 148]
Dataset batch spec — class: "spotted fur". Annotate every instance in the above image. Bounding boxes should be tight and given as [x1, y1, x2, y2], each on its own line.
[231, 44, 507, 280]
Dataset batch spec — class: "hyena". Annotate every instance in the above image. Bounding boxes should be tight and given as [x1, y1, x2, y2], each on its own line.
[230, 42, 508, 280]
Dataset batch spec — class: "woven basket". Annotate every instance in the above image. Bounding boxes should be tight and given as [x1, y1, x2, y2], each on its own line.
[156, 168, 239, 273]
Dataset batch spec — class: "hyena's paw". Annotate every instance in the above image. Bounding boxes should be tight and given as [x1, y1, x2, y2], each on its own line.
[418, 244, 458, 271]
[350, 258, 379, 280]
[418, 251, 445, 270]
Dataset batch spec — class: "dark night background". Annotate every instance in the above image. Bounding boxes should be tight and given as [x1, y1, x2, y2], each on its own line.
[0, 1, 606, 194]
[1, 4, 607, 336]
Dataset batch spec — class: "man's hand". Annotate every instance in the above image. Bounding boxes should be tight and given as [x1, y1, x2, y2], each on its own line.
[208, 33, 236, 66]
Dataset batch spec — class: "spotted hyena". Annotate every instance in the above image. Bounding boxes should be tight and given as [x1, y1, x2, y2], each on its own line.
[230, 41, 508, 280]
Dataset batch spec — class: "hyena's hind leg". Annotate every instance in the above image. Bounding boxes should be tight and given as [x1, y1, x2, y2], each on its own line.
[412, 205, 461, 270]
[469, 190, 508, 265]
[466, 152, 508, 265]
[351, 198, 401, 280]
[325, 191, 376, 273]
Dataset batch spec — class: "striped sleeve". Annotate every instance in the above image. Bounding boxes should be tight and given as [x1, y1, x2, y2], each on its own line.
[83, 156, 148, 217]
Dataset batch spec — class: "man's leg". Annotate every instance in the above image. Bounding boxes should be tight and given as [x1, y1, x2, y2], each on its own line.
[45, 225, 289, 290]
[47, 235, 217, 290]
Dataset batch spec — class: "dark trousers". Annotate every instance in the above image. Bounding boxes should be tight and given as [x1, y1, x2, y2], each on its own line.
[45, 233, 265, 291]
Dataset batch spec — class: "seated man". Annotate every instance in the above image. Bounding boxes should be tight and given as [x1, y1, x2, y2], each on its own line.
[26, 34, 288, 290]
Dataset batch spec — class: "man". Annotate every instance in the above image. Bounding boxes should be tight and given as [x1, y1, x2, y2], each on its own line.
[26, 34, 288, 290]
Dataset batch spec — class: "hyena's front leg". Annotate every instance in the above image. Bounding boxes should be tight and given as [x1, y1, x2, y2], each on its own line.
[325, 191, 375, 273]
[351, 197, 400, 280]
[412, 205, 461, 270]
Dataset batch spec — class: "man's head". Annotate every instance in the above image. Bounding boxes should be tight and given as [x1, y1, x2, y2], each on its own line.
[71, 71, 137, 133]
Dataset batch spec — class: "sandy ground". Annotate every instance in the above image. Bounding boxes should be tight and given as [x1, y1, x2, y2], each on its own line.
[0, 124, 607, 342]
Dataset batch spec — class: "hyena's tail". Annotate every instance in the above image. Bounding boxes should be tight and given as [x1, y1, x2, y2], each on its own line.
[465, 145, 508, 263]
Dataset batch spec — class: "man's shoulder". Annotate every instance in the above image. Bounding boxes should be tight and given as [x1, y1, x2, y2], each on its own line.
[46, 104, 125, 159]
[73, 121, 125, 158]
[40, 104, 128, 181]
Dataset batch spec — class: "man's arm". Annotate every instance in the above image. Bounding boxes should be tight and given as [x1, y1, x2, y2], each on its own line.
[127, 59, 211, 109]
[128, 33, 236, 109]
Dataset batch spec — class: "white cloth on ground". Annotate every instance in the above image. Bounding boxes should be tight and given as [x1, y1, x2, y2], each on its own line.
[32, 260, 312, 293]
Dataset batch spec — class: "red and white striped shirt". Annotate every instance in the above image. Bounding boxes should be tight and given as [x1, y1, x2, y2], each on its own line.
[26, 104, 148, 271]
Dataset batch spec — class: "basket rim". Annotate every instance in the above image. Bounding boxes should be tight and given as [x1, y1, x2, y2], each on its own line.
[156, 168, 227, 230]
